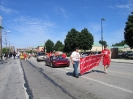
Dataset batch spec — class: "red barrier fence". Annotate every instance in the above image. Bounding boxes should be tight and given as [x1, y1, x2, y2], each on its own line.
[80, 54, 103, 75]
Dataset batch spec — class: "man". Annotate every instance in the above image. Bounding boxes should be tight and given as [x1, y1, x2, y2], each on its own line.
[70, 47, 80, 78]
[102, 45, 111, 74]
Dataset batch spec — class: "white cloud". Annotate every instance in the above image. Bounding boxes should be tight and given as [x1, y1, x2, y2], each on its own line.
[5, 15, 69, 48]
[0, 5, 12, 14]
[110, 0, 133, 11]
[0, 5, 18, 14]
[54, 6, 68, 19]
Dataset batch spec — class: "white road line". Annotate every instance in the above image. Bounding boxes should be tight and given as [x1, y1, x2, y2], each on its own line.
[82, 76, 133, 94]
[57, 68, 133, 94]
[113, 65, 133, 68]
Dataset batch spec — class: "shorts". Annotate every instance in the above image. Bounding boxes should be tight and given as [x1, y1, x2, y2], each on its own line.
[103, 58, 110, 66]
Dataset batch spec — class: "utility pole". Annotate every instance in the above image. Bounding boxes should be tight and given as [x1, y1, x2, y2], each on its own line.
[0, 16, 3, 59]
[4, 31, 10, 53]
[101, 18, 105, 50]
[9, 41, 10, 53]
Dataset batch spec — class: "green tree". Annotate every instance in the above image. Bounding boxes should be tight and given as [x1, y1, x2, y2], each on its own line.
[64, 28, 79, 52]
[99, 40, 107, 46]
[0, 26, 4, 59]
[45, 39, 54, 52]
[2, 48, 7, 54]
[124, 12, 133, 48]
[58, 46, 64, 51]
[0, 26, 4, 29]
[64, 28, 94, 52]
[54, 40, 64, 51]
[112, 40, 126, 46]
[79, 28, 94, 51]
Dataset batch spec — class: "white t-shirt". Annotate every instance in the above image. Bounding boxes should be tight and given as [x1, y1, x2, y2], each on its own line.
[71, 51, 80, 61]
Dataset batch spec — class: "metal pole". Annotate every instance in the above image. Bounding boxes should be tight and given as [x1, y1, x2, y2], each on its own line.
[0, 16, 3, 59]
[4, 31, 7, 52]
[9, 41, 10, 53]
[101, 18, 105, 50]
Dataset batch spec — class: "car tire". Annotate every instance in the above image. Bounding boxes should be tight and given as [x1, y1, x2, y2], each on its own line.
[50, 63, 54, 68]
[45, 63, 47, 66]
[37, 59, 39, 62]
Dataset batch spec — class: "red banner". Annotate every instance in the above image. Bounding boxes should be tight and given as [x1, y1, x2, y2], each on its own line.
[80, 54, 103, 75]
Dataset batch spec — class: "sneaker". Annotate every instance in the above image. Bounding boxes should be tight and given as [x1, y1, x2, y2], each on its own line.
[104, 71, 107, 74]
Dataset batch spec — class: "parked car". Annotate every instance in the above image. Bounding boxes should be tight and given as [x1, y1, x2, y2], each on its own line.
[81, 51, 101, 57]
[45, 55, 70, 68]
[118, 51, 132, 58]
[36, 52, 47, 62]
[127, 52, 133, 59]
[81, 52, 92, 57]
[93, 51, 101, 55]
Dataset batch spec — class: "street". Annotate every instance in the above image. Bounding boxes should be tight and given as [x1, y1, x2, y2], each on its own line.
[0, 57, 133, 99]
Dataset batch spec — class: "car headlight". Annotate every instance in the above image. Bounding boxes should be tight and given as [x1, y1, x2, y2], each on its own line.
[53, 61, 56, 63]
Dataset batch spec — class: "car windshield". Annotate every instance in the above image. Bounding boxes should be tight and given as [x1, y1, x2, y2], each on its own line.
[37, 52, 45, 55]
[52, 55, 63, 59]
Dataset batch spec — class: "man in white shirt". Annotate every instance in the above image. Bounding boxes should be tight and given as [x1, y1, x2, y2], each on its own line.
[70, 47, 80, 78]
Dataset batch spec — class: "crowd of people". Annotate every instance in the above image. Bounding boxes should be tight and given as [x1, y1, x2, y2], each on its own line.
[3, 51, 17, 60]
[2, 51, 32, 60]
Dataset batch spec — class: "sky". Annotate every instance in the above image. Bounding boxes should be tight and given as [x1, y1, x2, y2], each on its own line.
[0, 0, 133, 49]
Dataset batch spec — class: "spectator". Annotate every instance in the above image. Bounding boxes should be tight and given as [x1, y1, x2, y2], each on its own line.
[13, 51, 16, 59]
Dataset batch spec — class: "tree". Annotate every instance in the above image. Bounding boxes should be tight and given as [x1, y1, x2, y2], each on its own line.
[124, 12, 133, 48]
[112, 40, 126, 46]
[99, 40, 107, 46]
[45, 39, 54, 52]
[2, 48, 7, 54]
[64, 28, 79, 52]
[0, 26, 4, 29]
[79, 28, 94, 51]
[64, 28, 94, 52]
[54, 40, 64, 51]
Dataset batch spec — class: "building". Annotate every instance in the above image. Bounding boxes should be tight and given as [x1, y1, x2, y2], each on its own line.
[91, 42, 103, 51]
[110, 44, 132, 52]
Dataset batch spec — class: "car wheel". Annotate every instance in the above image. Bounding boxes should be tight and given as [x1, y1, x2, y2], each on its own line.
[45, 62, 47, 66]
[50, 63, 54, 68]
[37, 59, 39, 62]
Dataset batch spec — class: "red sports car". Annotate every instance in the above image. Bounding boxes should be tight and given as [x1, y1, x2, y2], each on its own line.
[45, 55, 70, 68]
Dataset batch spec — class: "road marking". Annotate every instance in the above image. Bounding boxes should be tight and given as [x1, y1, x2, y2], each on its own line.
[57, 68, 133, 94]
[82, 76, 133, 94]
[65, 67, 73, 70]
[113, 65, 133, 68]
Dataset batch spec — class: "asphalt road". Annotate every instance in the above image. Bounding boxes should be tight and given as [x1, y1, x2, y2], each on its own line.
[0, 57, 133, 99]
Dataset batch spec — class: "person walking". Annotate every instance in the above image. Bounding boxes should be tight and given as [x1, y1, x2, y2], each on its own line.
[101, 45, 111, 74]
[13, 51, 16, 59]
[70, 47, 80, 78]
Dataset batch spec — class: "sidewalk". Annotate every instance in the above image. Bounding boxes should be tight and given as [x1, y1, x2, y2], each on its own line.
[111, 59, 133, 64]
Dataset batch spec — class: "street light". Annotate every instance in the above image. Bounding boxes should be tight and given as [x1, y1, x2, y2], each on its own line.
[0, 16, 3, 59]
[4, 31, 10, 52]
[101, 18, 105, 50]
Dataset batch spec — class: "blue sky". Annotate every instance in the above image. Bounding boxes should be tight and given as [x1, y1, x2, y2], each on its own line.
[0, 0, 133, 49]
